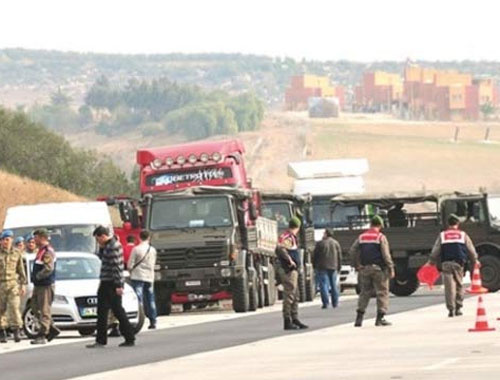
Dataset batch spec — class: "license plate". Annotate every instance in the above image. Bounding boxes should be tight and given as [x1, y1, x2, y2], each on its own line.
[185, 280, 201, 287]
[81, 307, 97, 317]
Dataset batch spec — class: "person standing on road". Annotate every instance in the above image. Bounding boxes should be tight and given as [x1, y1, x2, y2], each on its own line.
[31, 228, 60, 344]
[313, 228, 342, 309]
[428, 214, 478, 317]
[0, 230, 27, 343]
[277, 216, 308, 331]
[349, 215, 395, 327]
[128, 230, 157, 329]
[87, 226, 135, 348]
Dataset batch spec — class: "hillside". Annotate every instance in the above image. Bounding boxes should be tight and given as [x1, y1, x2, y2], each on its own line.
[65, 111, 500, 195]
[0, 171, 84, 226]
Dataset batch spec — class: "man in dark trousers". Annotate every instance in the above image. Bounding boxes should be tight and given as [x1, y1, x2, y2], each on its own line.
[277, 216, 308, 331]
[87, 226, 135, 348]
[313, 228, 342, 309]
[349, 215, 395, 327]
[31, 228, 60, 344]
[428, 214, 478, 317]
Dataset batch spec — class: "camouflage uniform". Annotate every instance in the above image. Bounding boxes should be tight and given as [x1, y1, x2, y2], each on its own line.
[0, 247, 27, 330]
[429, 227, 477, 315]
[349, 227, 394, 326]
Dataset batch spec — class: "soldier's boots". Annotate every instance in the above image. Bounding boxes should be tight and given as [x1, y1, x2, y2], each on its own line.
[292, 319, 309, 329]
[375, 312, 392, 326]
[12, 328, 21, 343]
[448, 309, 454, 318]
[0, 329, 7, 343]
[284, 318, 299, 330]
[30, 334, 47, 345]
[47, 325, 61, 342]
[354, 311, 364, 327]
[455, 308, 463, 317]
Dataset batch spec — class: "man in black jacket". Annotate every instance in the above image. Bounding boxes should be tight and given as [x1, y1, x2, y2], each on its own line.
[313, 229, 342, 309]
[86, 226, 135, 348]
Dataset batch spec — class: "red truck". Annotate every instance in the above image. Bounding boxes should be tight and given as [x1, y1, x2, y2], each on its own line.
[119, 139, 278, 314]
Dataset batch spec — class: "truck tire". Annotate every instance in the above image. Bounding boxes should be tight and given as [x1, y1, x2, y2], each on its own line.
[479, 255, 500, 292]
[154, 284, 172, 316]
[248, 268, 259, 312]
[265, 262, 277, 306]
[305, 260, 315, 301]
[390, 270, 419, 296]
[232, 271, 250, 313]
[257, 264, 265, 309]
[298, 269, 307, 302]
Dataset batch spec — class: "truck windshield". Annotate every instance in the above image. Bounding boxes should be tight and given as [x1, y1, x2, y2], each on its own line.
[313, 201, 361, 229]
[150, 197, 233, 230]
[262, 202, 293, 229]
[11, 225, 97, 253]
[489, 196, 500, 228]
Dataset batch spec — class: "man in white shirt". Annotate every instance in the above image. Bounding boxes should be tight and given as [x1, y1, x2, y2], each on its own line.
[128, 230, 157, 329]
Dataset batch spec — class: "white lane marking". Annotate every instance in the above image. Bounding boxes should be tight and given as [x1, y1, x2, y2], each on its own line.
[422, 358, 459, 371]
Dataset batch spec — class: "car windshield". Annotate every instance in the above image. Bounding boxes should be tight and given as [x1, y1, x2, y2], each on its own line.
[313, 200, 361, 229]
[489, 196, 500, 228]
[262, 202, 293, 229]
[150, 197, 233, 230]
[28, 256, 101, 281]
[11, 225, 97, 253]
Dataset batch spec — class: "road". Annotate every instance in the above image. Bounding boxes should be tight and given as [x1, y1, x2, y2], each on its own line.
[0, 290, 449, 380]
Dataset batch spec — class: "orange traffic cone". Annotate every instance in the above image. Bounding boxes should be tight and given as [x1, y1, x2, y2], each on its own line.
[468, 296, 495, 332]
[466, 263, 488, 294]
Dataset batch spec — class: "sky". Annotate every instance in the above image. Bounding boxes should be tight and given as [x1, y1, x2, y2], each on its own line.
[1, 0, 499, 62]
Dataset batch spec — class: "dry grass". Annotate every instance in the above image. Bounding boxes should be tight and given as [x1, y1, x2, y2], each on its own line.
[0, 170, 85, 226]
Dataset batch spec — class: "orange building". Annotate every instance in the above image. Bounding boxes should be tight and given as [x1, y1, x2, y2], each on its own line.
[285, 74, 345, 110]
[354, 71, 403, 111]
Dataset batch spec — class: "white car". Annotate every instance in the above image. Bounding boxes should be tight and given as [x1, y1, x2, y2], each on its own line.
[22, 252, 144, 338]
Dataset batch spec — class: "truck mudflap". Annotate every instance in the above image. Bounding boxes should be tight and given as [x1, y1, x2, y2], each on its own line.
[171, 291, 232, 304]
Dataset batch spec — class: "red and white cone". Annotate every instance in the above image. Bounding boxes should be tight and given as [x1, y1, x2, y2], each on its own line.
[469, 296, 495, 332]
[466, 263, 488, 294]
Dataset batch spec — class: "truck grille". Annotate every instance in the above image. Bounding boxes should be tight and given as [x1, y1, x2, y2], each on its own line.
[156, 241, 227, 269]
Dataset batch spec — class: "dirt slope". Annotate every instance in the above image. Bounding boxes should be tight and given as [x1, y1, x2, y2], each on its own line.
[0, 170, 84, 226]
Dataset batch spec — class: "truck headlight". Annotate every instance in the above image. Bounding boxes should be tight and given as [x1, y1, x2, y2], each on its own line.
[221, 268, 232, 277]
[54, 295, 68, 304]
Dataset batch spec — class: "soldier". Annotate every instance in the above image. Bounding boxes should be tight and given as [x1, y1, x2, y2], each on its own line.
[428, 214, 478, 317]
[277, 216, 308, 330]
[14, 237, 25, 254]
[349, 215, 395, 327]
[25, 234, 37, 254]
[0, 230, 27, 343]
[30, 228, 60, 345]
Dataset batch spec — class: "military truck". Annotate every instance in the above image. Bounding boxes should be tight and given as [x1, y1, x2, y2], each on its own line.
[329, 192, 500, 296]
[135, 139, 278, 314]
[261, 192, 316, 302]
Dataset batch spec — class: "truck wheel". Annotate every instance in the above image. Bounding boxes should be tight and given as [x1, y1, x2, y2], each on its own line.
[248, 268, 259, 312]
[257, 264, 265, 308]
[305, 263, 315, 301]
[480, 255, 500, 292]
[154, 283, 172, 316]
[232, 271, 250, 313]
[390, 270, 419, 296]
[265, 262, 277, 306]
[78, 327, 96, 336]
[298, 269, 307, 302]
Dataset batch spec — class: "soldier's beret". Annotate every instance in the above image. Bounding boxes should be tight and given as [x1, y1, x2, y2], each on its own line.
[1, 230, 14, 239]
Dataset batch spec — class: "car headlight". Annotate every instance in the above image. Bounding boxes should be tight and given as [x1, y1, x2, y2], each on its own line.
[54, 295, 68, 304]
[221, 268, 232, 277]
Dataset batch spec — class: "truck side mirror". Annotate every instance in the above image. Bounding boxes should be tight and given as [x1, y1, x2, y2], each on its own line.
[249, 202, 258, 221]
[130, 208, 140, 229]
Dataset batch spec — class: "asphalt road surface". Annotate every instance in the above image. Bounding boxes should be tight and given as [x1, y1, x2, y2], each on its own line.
[0, 291, 444, 380]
